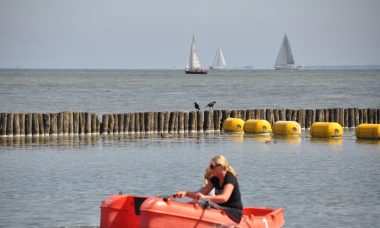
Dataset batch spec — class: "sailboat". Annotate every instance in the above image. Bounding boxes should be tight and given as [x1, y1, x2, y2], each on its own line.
[274, 34, 301, 70]
[210, 47, 227, 69]
[185, 36, 208, 74]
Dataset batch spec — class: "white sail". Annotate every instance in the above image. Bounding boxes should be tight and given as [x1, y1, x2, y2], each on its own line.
[274, 34, 300, 70]
[186, 36, 202, 70]
[212, 47, 227, 69]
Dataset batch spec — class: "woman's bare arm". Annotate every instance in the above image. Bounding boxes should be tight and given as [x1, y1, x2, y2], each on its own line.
[200, 183, 234, 203]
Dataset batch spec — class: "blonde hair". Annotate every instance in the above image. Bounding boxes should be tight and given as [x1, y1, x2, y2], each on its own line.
[211, 155, 238, 178]
[203, 166, 213, 186]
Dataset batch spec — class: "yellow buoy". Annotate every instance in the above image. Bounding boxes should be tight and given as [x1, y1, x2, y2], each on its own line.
[243, 119, 272, 134]
[310, 122, 343, 138]
[222, 118, 245, 133]
[272, 121, 301, 135]
[356, 124, 380, 139]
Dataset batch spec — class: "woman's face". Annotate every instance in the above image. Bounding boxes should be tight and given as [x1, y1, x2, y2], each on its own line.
[209, 161, 223, 175]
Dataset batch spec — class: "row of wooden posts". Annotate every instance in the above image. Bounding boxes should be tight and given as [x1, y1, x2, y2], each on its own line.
[0, 108, 379, 137]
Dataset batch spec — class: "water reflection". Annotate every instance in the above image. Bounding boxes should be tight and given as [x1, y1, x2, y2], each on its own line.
[244, 134, 272, 143]
[0, 134, 100, 149]
[226, 133, 245, 142]
[1, 132, 378, 149]
[272, 135, 302, 144]
[355, 139, 380, 145]
[310, 137, 343, 145]
[225, 133, 303, 144]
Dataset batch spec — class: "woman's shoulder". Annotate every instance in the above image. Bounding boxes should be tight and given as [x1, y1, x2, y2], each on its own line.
[226, 171, 237, 178]
[225, 171, 238, 183]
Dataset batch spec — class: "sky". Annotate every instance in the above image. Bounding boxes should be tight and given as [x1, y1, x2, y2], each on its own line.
[0, 0, 379, 69]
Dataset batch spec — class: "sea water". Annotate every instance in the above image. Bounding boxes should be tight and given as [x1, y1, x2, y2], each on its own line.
[0, 69, 379, 114]
[0, 69, 379, 227]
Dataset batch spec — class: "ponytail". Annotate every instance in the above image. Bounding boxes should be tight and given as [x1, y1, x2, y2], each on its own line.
[226, 165, 239, 178]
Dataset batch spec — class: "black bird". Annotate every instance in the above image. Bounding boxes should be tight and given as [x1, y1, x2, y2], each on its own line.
[205, 101, 216, 109]
[194, 102, 200, 111]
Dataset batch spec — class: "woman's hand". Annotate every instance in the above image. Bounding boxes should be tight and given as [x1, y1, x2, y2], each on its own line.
[195, 192, 206, 200]
[174, 191, 187, 198]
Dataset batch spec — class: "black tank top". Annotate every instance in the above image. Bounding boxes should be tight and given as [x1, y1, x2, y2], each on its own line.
[210, 171, 243, 210]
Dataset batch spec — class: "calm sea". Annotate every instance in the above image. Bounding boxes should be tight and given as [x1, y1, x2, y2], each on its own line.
[0, 69, 379, 114]
[0, 69, 379, 227]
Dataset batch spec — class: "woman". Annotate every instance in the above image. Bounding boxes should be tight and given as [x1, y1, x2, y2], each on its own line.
[175, 155, 243, 223]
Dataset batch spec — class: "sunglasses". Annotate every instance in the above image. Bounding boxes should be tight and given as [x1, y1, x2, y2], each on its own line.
[209, 162, 222, 169]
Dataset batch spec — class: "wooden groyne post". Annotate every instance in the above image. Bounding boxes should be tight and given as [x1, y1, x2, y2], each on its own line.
[0, 112, 100, 137]
[0, 108, 379, 137]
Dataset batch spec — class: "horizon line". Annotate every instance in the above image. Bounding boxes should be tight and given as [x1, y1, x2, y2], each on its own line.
[1, 64, 380, 71]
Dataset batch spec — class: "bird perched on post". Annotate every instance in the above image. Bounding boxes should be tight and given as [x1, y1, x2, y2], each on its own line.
[194, 102, 200, 111]
[205, 101, 216, 109]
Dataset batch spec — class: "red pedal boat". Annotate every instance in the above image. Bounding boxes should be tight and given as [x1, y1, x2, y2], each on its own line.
[100, 194, 285, 227]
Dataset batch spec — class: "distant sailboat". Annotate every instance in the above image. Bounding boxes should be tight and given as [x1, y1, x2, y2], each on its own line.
[210, 47, 227, 69]
[274, 34, 301, 70]
[185, 36, 208, 74]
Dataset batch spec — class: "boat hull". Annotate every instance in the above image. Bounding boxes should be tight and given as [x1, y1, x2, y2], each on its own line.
[185, 69, 208, 74]
[100, 195, 285, 228]
[209, 66, 228, 70]
[274, 65, 302, 70]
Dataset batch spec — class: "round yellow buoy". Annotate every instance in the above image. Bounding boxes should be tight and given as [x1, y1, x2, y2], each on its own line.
[310, 122, 343, 138]
[222, 118, 245, 133]
[356, 124, 380, 139]
[272, 121, 301, 136]
[243, 119, 272, 134]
